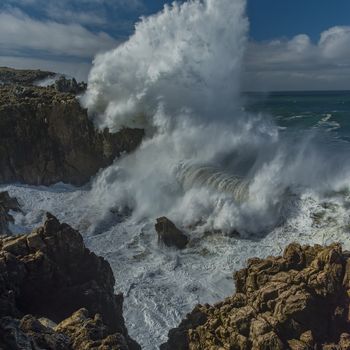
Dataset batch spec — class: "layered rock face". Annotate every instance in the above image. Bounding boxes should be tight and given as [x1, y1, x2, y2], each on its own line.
[162, 243, 350, 350]
[0, 213, 140, 350]
[0, 82, 143, 185]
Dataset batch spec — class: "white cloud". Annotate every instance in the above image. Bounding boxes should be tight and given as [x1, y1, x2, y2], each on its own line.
[319, 26, 350, 60]
[3, 0, 145, 25]
[1, 4, 349, 92]
[5, 0, 144, 9]
[0, 11, 118, 58]
[45, 7, 107, 26]
[244, 26, 350, 91]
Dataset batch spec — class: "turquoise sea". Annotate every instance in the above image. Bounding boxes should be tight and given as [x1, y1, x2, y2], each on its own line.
[246, 91, 350, 141]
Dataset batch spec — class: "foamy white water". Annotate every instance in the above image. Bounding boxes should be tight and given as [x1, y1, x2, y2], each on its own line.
[2, 183, 350, 349]
[80, 0, 350, 236]
[3, 0, 350, 348]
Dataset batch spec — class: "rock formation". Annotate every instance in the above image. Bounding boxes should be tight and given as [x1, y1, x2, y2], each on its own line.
[0, 79, 143, 185]
[0, 192, 20, 234]
[0, 213, 140, 350]
[0, 67, 55, 86]
[155, 217, 189, 249]
[161, 243, 350, 350]
[53, 76, 87, 95]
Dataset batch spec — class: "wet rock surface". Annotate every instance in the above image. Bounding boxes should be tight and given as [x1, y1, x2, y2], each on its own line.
[0, 192, 20, 234]
[161, 243, 350, 350]
[0, 76, 144, 186]
[155, 217, 189, 249]
[0, 213, 140, 350]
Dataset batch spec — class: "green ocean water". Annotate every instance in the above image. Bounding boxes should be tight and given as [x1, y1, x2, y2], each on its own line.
[245, 91, 350, 142]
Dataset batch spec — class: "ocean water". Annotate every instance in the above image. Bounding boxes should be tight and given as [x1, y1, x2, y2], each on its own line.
[2, 0, 350, 348]
[246, 91, 350, 138]
[3, 91, 350, 349]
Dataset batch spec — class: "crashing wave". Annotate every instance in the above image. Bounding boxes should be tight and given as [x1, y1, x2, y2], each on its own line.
[176, 162, 250, 202]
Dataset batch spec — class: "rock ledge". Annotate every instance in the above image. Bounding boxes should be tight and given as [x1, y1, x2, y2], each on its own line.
[162, 243, 350, 350]
[0, 213, 140, 350]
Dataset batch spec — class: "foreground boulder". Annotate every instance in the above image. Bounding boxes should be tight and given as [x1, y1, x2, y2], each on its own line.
[161, 243, 350, 349]
[0, 192, 20, 234]
[155, 217, 189, 249]
[0, 213, 140, 349]
[0, 82, 143, 185]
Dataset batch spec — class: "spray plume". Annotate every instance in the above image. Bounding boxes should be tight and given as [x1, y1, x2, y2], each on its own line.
[82, 0, 350, 235]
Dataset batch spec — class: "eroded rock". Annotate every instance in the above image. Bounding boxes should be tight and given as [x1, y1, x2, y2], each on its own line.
[0, 82, 143, 185]
[0, 213, 140, 350]
[161, 243, 350, 349]
[53, 76, 87, 95]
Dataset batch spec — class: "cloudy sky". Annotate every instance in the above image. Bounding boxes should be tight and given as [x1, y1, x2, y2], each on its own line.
[1, 0, 349, 91]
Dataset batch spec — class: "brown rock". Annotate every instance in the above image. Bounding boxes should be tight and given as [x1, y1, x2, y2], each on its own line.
[340, 333, 350, 350]
[0, 70, 144, 186]
[299, 330, 314, 347]
[0, 213, 140, 350]
[19, 315, 70, 350]
[55, 308, 131, 350]
[162, 243, 350, 350]
[155, 217, 189, 249]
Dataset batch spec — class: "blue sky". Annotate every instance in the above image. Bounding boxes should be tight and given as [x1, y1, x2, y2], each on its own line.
[0, 0, 349, 90]
[248, 0, 350, 42]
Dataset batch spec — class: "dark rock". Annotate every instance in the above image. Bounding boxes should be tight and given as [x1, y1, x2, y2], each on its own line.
[0, 192, 20, 234]
[161, 243, 350, 349]
[159, 306, 207, 350]
[0, 192, 20, 212]
[53, 76, 87, 95]
[155, 217, 189, 249]
[0, 213, 140, 350]
[0, 67, 55, 86]
[0, 82, 144, 186]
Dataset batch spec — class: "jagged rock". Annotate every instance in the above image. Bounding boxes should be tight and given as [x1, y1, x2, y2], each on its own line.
[0, 81, 144, 185]
[55, 308, 131, 350]
[53, 76, 87, 95]
[155, 217, 189, 249]
[0, 67, 55, 86]
[0, 192, 20, 234]
[161, 243, 350, 349]
[0, 213, 140, 350]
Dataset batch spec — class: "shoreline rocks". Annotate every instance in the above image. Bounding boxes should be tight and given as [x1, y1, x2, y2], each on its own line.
[0, 67, 55, 86]
[0, 213, 140, 350]
[53, 76, 87, 95]
[0, 69, 144, 186]
[161, 243, 350, 349]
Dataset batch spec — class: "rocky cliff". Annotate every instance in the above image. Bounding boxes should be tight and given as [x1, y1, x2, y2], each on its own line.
[0, 212, 140, 350]
[0, 72, 144, 185]
[0, 67, 55, 86]
[161, 243, 350, 350]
